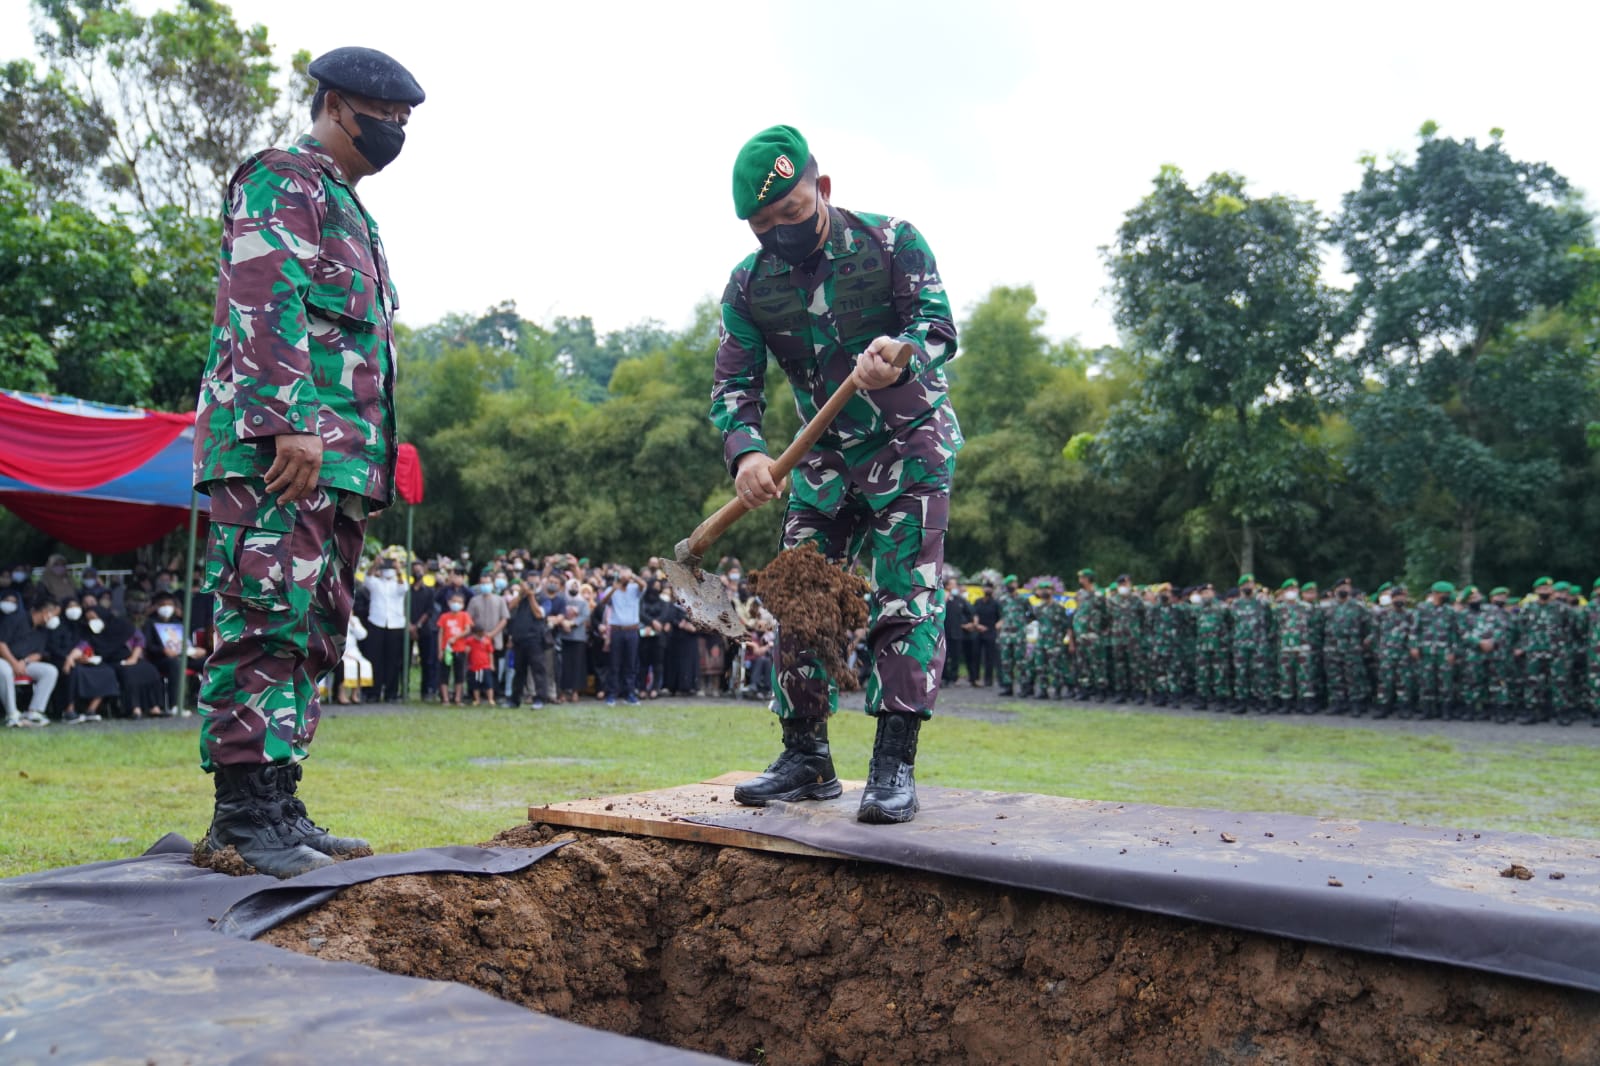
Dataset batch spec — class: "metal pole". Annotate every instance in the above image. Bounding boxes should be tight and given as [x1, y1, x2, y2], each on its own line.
[176, 491, 201, 714]
[400, 502, 414, 700]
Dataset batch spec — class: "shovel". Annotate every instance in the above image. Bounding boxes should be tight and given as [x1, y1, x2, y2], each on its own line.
[662, 341, 914, 638]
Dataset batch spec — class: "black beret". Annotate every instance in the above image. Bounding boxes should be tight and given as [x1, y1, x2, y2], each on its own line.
[308, 46, 425, 106]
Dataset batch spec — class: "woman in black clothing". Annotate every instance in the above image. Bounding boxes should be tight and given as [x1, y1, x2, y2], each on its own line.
[141, 591, 188, 715]
[64, 604, 122, 720]
[114, 605, 166, 718]
[659, 589, 699, 696]
[639, 580, 667, 698]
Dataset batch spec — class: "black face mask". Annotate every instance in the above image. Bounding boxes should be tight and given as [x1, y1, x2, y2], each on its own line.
[1468, 601, 1482, 611]
[1337, 591, 1350, 600]
[347, 111, 406, 171]
[758, 203, 823, 266]
[1538, 591, 1552, 601]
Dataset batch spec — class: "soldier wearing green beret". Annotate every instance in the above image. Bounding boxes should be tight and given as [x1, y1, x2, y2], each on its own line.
[1228, 574, 1272, 713]
[1411, 582, 1459, 720]
[1272, 579, 1315, 714]
[1514, 578, 1565, 724]
[1584, 579, 1600, 727]
[1106, 573, 1145, 704]
[1324, 577, 1373, 716]
[1483, 587, 1519, 722]
[715, 126, 960, 823]
[1187, 583, 1232, 711]
[1372, 584, 1416, 719]
[997, 575, 1034, 698]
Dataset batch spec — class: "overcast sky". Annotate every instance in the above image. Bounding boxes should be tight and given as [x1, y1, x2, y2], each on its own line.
[4, 0, 1598, 347]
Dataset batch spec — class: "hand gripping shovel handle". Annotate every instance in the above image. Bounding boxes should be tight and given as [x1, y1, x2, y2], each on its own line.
[680, 341, 914, 564]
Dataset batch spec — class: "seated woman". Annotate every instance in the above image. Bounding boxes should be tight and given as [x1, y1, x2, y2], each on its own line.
[141, 591, 188, 716]
[113, 600, 165, 719]
[62, 604, 122, 722]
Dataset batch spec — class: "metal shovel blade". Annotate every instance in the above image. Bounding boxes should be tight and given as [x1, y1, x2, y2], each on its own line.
[660, 558, 747, 640]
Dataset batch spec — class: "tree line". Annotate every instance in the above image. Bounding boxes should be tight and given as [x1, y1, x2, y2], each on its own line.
[1, 1, 1596, 591]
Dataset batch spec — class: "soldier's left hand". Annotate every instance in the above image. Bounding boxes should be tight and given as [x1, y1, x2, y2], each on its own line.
[264, 432, 324, 503]
[851, 336, 906, 391]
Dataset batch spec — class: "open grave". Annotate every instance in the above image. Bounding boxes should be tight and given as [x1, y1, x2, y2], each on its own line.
[5, 774, 1600, 1064]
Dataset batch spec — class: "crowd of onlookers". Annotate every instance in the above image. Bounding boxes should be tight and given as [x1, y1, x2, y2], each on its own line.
[0, 555, 209, 727]
[353, 548, 783, 709]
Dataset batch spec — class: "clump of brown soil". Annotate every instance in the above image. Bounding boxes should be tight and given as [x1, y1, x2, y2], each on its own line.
[192, 839, 256, 876]
[261, 826, 1600, 1065]
[749, 542, 869, 689]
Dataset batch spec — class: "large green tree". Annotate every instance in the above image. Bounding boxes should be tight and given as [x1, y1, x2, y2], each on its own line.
[1330, 125, 1596, 583]
[1098, 167, 1337, 574]
[2, 0, 310, 216]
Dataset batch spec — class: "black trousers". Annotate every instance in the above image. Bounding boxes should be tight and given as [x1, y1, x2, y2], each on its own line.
[367, 625, 404, 700]
[639, 633, 665, 693]
[609, 627, 640, 701]
[974, 633, 998, 685]
[416, 623, 440, 696]
[512, 638, 548, 706]
[943, 632, 967, 683]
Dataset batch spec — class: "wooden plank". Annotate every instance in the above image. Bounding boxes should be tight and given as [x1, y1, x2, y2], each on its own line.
[528, 773, 860, 860]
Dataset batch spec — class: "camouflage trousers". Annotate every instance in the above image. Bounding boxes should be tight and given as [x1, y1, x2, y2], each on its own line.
[1232, 643, 1271, 702]
[1520, 651, 1565, 719]
[1148, 645, 1183, 697]
[1456, 652, 1500, 716]
[1414, 645, 1454, 713]
[197, 485, 365, 770]
[1588, 652, 1600, 716]
[1276, 647, 1317, 704]
[1107, 640, 1139, 695]
[774, 486, 948, 721]
[1372, 653, 1414, 711]
[1324, 644, 1367, 706]
[998, 633, 1029, 688]
[1194, 646, 1230, 700]
[1034, 640, 1070, 692]
[1072, 636, 1106, 693]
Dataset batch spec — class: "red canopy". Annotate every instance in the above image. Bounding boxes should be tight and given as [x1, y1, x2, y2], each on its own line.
[0, 391, 191, 492]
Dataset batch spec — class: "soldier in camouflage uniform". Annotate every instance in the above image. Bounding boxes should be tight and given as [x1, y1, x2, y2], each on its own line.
[1301, 581, 1326, 705]
[1229, 574, 1272, 714]
[1371, 584, 1415, 719]
[1323, 578, 1373, 716]
[714, 126, 960, 824]
[1071, 569, 1109, 700]
[996, 575, 1034, 697]
[1272, 579, 1316, 714]
[1583, 579, 1600, 727]
[1553, 583, 1581, 725]
[1146, 584, 1185, 707]
[1106, 573, 1145, 704]
[1456, 586, 1502, 722]
[1188, 583, 1231, 711]
[1514, 577, 1569, 726]
[1483, 587, 1519, 723]
[1411, 582, 1460, 720]
[1031, 582, 1070, 699]
[192, 48, 424, 878]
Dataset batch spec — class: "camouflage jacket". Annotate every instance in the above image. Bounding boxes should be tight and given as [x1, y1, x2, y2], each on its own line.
[1324, 600, 1372, 651]
[1463, 605, 1512, 657]
[1516, 600, 1572, 656]
[1376, 606, 1415, 659]
[193, 136, 398, 529]
[1106, 591, 1144, 644]
[1413, 602, 1459, 650]
[998, 591, 1034, 636]
[1274, 600, 1315, 651]
[1190, 600, 1232, 650]
[1035, 599, 1069, 646]
[711, 206, 961, 515]
[1229, 595, 1273, 647]
[1072, 588, 1108, 638]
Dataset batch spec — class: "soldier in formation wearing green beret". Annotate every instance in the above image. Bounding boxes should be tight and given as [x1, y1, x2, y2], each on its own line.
[1106, 574, 1145, 704]
[1070, 569, 1109, 700]
[996, 575, 1033, 698]
[1272, 579, 1316, 715]
[1228, 574, 1273, 714]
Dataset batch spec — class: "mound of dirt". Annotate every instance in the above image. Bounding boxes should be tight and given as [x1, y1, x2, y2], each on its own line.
[262, 826, 1600, 1065]
[749, 542, 869, 690]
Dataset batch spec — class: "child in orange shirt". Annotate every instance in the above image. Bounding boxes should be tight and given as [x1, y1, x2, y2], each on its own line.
[462, 625, 496, 706]
[438, 594, 473, 706]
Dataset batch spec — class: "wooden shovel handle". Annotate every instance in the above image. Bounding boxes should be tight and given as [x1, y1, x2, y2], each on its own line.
[684, 341, 914, 561]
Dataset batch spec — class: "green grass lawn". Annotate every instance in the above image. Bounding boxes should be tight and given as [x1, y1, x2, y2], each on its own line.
[3, 700, 1598, 878]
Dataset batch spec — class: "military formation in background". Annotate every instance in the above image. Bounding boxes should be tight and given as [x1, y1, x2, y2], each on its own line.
[940, 570, 1600, 726]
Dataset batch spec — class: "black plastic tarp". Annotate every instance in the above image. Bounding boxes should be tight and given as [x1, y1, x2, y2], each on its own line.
[0, 835, 733, 1064]
[688, 784, 1600, 993]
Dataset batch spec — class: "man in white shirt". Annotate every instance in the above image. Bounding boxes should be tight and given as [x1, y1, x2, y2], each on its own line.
[363, 558, 409, 702]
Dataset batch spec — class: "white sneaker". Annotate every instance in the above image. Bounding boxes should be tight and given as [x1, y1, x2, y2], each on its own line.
[5, 716, 23, 728]
[23, 710, 49, 726]
[82, 711, 102, 722]
[177, 707, 194, 718]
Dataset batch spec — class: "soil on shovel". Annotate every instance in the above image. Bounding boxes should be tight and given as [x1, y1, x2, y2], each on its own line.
[748, 542, 869, 690]
[262, 825, 1600, 1066]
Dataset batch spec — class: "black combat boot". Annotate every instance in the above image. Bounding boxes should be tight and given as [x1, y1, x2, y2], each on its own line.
[857, 712, 921, 825]
[206, 764, 334, 879]
[277, 762, 370, 856]
[1300, 700, 1318, 716]
[734, 716, 843, 806]
[999, 683, 1014, 697]
[1021, 680, 1035, 698]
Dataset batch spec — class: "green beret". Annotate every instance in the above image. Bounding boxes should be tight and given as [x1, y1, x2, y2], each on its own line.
[1430, 580, 1455, 595]
[1376, 581, 1392, 593]
[1237, 573, 1254, 586]
[1003, 574, 1018, 584]
[1593, 578, 1600, 590]
[1301, 582, 1318, 592]
[1555, 581, 1571, 593]
[1077, 568, 1096, 580]
[1279, 578, 1299, 590]
[1534, 576, 1553, 588]
[1491, 586, 1511, 597]
[732, 125, 809, 220]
